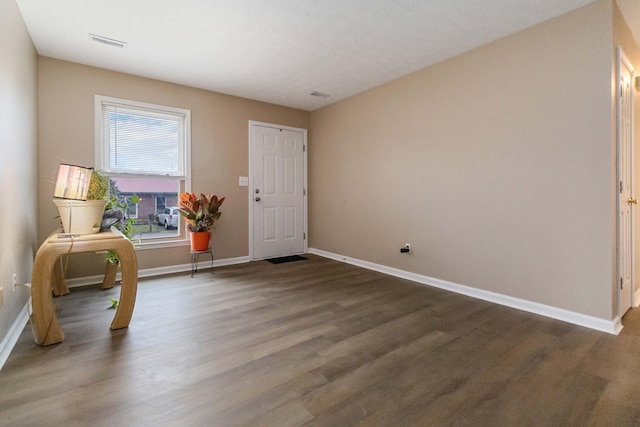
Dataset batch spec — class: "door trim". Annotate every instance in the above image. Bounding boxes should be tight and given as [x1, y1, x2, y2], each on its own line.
[248, 120, 308, 261]
[617, 46, 635, 317]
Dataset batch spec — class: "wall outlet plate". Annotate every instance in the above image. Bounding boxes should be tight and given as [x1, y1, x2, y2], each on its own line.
[239, 176, 249, 186]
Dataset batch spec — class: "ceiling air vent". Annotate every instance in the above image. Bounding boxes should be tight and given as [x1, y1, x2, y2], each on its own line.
[89, 33, 127, 48]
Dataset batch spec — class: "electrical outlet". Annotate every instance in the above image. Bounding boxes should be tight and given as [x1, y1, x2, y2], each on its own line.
[12, 274, 17, 291]
[0, 287, 3, 308]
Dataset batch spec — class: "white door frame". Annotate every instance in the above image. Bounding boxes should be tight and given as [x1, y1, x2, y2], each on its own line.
[248, 120, 308, 260]
[617, 46, 635, 317]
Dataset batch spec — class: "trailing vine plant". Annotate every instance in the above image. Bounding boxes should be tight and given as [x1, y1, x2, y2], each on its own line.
[105, 179, 138, 264]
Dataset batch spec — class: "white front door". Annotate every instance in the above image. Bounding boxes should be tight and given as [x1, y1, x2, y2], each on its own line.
[250, 122, 307, 260]
[618, 46, 635, 317]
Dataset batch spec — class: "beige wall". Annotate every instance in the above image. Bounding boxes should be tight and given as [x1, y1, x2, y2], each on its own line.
[0, 0, 38, 343]
[38, 58, 310, 278]
[309, 1, 616, 319]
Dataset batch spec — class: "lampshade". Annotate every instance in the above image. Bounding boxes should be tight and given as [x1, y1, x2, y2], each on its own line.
[53, 164, 93, 200]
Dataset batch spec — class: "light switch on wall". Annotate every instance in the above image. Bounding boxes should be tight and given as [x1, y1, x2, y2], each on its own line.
[239, 176, 249, 186]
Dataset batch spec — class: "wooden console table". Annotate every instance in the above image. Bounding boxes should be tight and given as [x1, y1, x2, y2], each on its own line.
[31, 229, 138, 346]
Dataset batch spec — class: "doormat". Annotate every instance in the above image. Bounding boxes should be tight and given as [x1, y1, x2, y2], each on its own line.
[265, 255, 308, 264]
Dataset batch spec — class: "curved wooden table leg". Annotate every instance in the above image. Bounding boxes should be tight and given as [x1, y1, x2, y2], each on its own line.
[110, 240, 137, 330]
[52, 257, 69, 297]
[31, 244, 65, 345]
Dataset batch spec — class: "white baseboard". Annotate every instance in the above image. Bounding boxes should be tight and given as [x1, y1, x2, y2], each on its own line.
[65, 255, 251, 288]
[308, 248, 621, 335]
[0, 301, 31, 371]
[2, 249, 621, 371]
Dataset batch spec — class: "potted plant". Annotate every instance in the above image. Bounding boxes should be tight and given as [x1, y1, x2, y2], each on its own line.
[54, 169, 110, 234]
[178, 192, 225, 251]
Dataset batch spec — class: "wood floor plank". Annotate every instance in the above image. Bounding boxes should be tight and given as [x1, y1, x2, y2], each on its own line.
[2, 254, 640, 426]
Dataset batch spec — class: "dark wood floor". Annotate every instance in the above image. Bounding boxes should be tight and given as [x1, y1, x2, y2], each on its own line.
[2, 254, 640, 426]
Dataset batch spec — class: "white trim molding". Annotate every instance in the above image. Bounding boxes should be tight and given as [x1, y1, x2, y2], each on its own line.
[3, 249, 622, 372]
[0, 302, 31, 371]
[65, 255, 251, 288]
[308, 248, 622, 335]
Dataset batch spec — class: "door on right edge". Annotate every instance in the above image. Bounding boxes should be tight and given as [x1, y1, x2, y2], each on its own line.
[618, 47, 634, 316]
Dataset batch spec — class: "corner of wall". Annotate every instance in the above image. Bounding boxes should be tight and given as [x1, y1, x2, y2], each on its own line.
[0, 0, 39, 365]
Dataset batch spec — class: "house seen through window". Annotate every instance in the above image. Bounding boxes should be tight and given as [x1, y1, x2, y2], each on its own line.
[96, 95, 191, 242]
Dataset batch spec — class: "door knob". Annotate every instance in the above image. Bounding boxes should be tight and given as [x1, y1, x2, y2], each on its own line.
[629, 198, 638, 205]
[255, 197, 261, 202]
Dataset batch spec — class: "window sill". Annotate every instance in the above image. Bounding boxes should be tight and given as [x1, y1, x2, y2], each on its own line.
[134, 237, 190, 251]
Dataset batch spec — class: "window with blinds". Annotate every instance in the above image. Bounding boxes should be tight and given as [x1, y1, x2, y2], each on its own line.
[95, 95, 191, 242]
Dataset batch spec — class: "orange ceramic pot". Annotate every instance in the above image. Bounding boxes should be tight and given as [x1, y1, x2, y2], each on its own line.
[190, 231, 210, 251]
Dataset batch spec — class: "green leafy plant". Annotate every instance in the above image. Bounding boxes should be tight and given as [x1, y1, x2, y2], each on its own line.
[105, 179, 138, 264]
[87, 170, 109, 200]
[178, 192, 225, 232]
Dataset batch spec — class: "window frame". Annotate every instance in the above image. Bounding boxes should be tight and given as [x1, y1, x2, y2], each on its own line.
[95, 95, 191, 248]
[155, 196, 166, 213]
[124, 195, 139, 219]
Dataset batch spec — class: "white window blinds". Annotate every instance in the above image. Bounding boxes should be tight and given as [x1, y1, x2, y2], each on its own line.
[98, 100, 188, 177]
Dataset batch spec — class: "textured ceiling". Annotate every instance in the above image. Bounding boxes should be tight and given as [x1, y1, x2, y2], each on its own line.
[15, 0, 611, 111]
